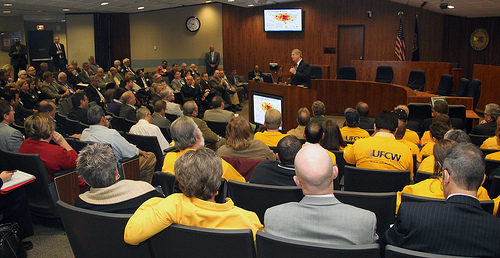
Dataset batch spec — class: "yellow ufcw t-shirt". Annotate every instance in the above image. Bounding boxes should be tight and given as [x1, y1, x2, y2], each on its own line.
[403, 129, 420, 146]
[481, 136, 500, 150]
[340, 126, 370, 142]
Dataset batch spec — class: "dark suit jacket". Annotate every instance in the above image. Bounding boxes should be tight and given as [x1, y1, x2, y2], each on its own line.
[470, 120, 497, 136]
[382, 195, 500, 257]
[67, 107, 89, 125]
[119, 104, 137, 122]
[48, 43, 66, 64]
[289, 59, 311, 88]
[181, 84, 202, 102]
[359, 116, 375, 130]
[135, 77, 152, 89]
[9, 44, 27, 67]
[248, 70, 263, 81]
[84, 85, 103, 106]
[205, 51, 220, 67]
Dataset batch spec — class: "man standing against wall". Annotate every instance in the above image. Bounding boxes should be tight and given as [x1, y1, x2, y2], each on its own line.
[205, 45, 220, 76]
[49, 36, 67, 72]
[9, 39, 27, 81]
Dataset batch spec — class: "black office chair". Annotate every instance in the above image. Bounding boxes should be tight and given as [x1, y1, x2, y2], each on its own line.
[124, 132, 164, 172]
[489, 175, 500, 200]
[335, 191, 396, 237]
[344, 166, 410, 192]
[110, 114, 126, 132]
[159, 127, 172, 143]
[205, 121, 228, 138]
[150, 224, 255, 258]
[435, 74, 454, 96]
[65, 117, 83, 135]
[227, 180, 303, 223]
[414, 170, 433, 184]
[480, 148, 498, 157]
[454, 78, 469, 97]
[448, 105, 466, 130]
[385, 245, 469, 258]
[332, 150, 347, 190]
[375, 66, 394, 83]
[401, 193, 495, 214]
[310, 65, 323, 79]
[262, 73, 273, 83]
[151, 171, 177, 196]
[57, 201, 152, 258]
[468, 134, 489, 147]
[10, 122, 26, 136]
[164, 113, 179, 123]
[407, 70, 426, 91]
[407, 103, 432, 124]
[123, 118, 136, 132]
[466, 79, 481, 111]
[256, 231, 380, 258]
[64, 137, 89, 152]
[337, 66, 357, 80]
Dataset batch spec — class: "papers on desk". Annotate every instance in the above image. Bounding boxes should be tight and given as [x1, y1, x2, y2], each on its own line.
[0, 170, 36, 194]
[77, 83, 89, 88]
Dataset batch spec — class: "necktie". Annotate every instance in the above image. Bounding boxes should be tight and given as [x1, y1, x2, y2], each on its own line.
[142, 78, 147, 87]
[95, 86, 105, 102]
[49, 83, 58, 93]
[294, 63, 298, 69]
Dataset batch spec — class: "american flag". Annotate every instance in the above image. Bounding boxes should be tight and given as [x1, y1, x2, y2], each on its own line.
[395, 18, 406, 61]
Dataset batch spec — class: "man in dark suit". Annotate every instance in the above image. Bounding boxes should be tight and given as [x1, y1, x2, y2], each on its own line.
[8, 39, 28, 81]
[382, 143, 500, 257]
[205, 45, 220, 76]
[119, 91, 138, 122]
[356, 101, 375, 130]
[67, 92, 89, 124]
[288, 49, 311, 88]
[248, 65, 263, 81]
[470, 103, 500, 136]
[84, 76, 105, 107]
[48, 36, 67, 72]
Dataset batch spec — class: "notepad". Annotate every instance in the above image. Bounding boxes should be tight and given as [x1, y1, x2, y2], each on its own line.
[0, 170, 36, 194]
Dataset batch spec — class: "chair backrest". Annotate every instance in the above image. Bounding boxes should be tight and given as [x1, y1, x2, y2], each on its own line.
[489, 175, 500, 200]
[262, 73, 273, 83]
[435, 74, 454, 96]
[56, 200, 152, 258]
[151, 171, 177, 196]
[455, 78, 469, 97]
[448, 105, 466, 123]
[407, 103, 432, 123]
[466, 79, 481, 111]
[65, 117, 83, 135]
[121, 156, 140, 181]
[58, 97, 73, 116]
[343, 165, 410, 192]
[468, 134, 489, 147]
[205, 121, 228, 138]
[110, 114, 125, 132]
[332, 150, 347, 190]
[150, 224, 256, 258]
[164, 113, 179, 123]
[385, 245, 469, 258]
[310, 65, 322, 79]
[124, 132, 164, 172]
[0, 149, 59, 218]
[337, 66, 357, 80]
[54, 171, 80, 206]
[79, 122, 90, 129]
[481, 148, 498, 157]
[375, 66, 394, 83]
[159, 126, 172, 143]
[10, 122, 26, 136]
[123, 119, 136, 132]
[407, 70, 426, 91]
[227, 180, 304, 223]
[256, 231, 380, 258]
[414, 170, 433, 184]
[485, 159, 500, 178]
[401, 193, 495, 214]
[335, 191, 396, 237]
[221, 156, 265, 181]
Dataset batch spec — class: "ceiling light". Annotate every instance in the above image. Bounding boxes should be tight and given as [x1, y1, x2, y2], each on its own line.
[63, 8, 70, 12]
[228, 0, 234, 2]
[101, 2, 109, 6]
[248, 4, 254, 6]
[205, 0, 212, 2]
[4, 10, 11, 13]
[138, 6, 144, 10]
[448, 5, 455, 9]
[4, 3, 12, 7]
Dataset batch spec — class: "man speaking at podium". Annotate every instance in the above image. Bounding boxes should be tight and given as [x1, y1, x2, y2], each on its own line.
[288, 49, 311, 88]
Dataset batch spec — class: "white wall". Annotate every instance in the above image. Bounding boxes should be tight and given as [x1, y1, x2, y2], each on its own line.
[66, 14, 95, 66]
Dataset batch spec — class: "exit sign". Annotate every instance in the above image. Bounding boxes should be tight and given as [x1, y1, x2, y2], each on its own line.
[37, 25, 44, 30]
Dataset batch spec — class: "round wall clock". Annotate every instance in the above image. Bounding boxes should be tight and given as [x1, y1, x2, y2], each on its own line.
[470, 28, 489, 51]
[186, 16, 201, 32]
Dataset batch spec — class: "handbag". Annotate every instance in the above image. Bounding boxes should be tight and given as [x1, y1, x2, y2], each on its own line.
[0, 223, 27, 258]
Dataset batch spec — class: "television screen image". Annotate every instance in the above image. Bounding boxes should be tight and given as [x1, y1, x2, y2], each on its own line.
[264, 9, 302, 32]
[253, 92, 283, 130]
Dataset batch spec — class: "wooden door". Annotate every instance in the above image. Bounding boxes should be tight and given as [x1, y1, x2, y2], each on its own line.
[337, 25, 365, 75]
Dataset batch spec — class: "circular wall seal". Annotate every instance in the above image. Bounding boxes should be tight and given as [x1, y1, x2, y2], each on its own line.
[470, 28, 489, 51]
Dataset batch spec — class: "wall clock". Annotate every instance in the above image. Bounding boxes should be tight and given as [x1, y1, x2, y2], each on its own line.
[186, 16, 201, 32]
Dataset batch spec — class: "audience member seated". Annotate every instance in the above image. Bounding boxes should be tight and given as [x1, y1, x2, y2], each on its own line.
[161, 88, 183, 117]
[422, 100, 464, 132]
[265, 144, 378, 245]
[250, 135, 301, 186]
[227, 68, 248, 101]
[74, 143, 163, 213]
[248, 65, 263, 81]
[129, 107, 170, 154]
[167, 63, 179, 83]
[340, 108, 370, 142]
[253, 109, 289, 147]
[119, 91, 137, 122]
[320, 120, 347, 152]
[106, 87, 127, 116]
[84, 75, 105, 107]
[161, 116, 245, 182]
[418, 129, 470, 173]
[485, 128, 500, 162]
[480, 117, 500, 150]
[304, 121, 337, 165]
[0, 170, 34, 251]
[4, 89, 33, 125]
[418, 121, 449, 162]
[471, 103, 500, 136]
[220, 70, 241, 109]
[344, 111, 413, 171]
[67, 92, 89, 124]
[149, 81, 166, 106]
[203, 96, 234, 123]
[77, 62, 92, 84]
[310, 100, 331, 125]
[19, 113, 85, 187]
[183, 101, 223, 146]
[0, 100, 24, 152]
[394, 108, 420, 157]
[155, 60, 170, 79]
[170, 70, 184, 92]
[18, 79, 38, 110]
[151, 100, 171, 129]
[55, 72, 78, 94]
[356, 101, 375, 130]
[217, 116, 275, 160]
[181, 75, 202, 104]
[209, 70, 234, 111]
[66, 65, 82, 87]
[125, 148, 263, 245]
[420, 114, 452, 147]
[81, 105, 156, 183]
[286, 107, 310, 140]
[383, 143, 500, 257]
[395, 104, 420, 146]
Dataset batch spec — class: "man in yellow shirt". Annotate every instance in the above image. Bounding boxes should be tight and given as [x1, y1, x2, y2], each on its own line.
[395, 105, 420, 146]
[162, 116, 245, 182]
[125, 148, 263, 245]
[344, 111, 413, 172]
[485, 128, 500, 161]
[254, 108, 289, 147]
[480, 117, 500, 150]
[340, 108, 370, 143]
[394, 109, 420, 170]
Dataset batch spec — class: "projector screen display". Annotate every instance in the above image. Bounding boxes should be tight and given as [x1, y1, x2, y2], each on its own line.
[264, 9, 302, 32]
[253, 92, 283, 130]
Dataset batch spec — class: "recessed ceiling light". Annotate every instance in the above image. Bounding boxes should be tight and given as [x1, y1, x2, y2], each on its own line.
[63, 8, 70, 12]
[4, 3, 12, 7]
[4, 10, 11, 13]
[205, 0, 212, 3]
[137, 6, 144, 10]
[448, 5, 455, 9]
[248, 4, 254, 6]
[228, 0, 234, 2]
[101, 2, 109, 6]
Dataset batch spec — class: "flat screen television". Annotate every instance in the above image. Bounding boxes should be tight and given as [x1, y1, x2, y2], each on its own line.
[252, 92, 284, 130]
[264, 9, 303, 32]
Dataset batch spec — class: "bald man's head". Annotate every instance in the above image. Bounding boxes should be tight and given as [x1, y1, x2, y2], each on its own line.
[294, 145, 337, 195]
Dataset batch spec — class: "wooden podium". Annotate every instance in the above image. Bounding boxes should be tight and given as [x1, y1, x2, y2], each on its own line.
[249, 81, 317, 132]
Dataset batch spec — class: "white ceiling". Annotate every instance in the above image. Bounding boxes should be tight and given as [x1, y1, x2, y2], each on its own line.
[0, 0, 498, 18]
[390, 0, 500, 18]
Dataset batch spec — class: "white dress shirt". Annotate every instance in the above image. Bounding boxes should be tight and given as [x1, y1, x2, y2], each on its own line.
[129, 119, 170, 154]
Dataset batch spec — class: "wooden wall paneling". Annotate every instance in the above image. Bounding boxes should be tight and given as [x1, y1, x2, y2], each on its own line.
[109, 13, 131, 63]
[473, 64, 500, 109]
